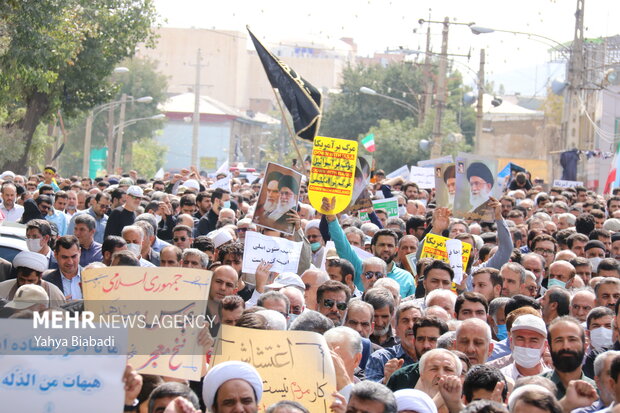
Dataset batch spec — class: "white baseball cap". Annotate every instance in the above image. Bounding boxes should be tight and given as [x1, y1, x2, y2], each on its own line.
[511, 314, 547, 337]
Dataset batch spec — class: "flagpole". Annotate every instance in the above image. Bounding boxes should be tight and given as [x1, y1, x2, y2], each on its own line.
[271, 86, 306, 173]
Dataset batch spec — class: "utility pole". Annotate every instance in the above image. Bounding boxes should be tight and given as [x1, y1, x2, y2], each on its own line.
[192, 49, 201, 168]
[420, 11, 433, 124]
[106, 105, 115, 172]
[83, 113, 94, 177]
[431, 17, 449, 159]
[475, 49, 485, 154]
[113, 93, 127, 171]
[562, 0, 585, 151]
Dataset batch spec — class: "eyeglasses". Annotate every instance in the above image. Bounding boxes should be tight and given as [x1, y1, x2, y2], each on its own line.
[364, 271, 384, 280]
[525, 286, 538, 293]
[534, 248, 554, 256]
[173, 237, 187, 242]
[322, 299, 347, 311]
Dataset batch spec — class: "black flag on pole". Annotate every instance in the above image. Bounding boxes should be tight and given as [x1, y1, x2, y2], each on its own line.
[247, 27, 323, 142]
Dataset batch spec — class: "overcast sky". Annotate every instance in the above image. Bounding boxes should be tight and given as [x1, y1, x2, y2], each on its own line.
[154, 0, 619, 96]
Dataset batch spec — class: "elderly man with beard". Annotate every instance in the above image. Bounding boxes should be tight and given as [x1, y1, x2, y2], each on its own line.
[540, 316, 596, 399]
[467, 162, 495, 211]
[255, 171, 282, 219]
[327, 211, 415, 297]
[268, 175, 298, 224]
[365, 302, 426, 383]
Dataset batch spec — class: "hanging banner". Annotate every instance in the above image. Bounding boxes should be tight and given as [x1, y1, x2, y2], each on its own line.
[308, 136, 358, 215]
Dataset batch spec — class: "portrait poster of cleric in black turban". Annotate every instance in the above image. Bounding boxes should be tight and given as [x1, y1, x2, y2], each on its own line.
[434, 163, 456, 209]
[346, 154, 373, 212]
[252, 162, 302, 235]
[453, 154, 501, 220]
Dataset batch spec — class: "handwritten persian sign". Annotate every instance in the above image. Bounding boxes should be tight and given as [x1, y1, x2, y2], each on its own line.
[0, 319, 127, 412]
[242, 231, 303, 274]
[418, 155, 454, 167]
[553, 179, 583, 188]
[82, 266, 211, 381]
[409, 166, 435, 189]
[211, 174, 231, 191]
[446, 239, 464, 284]
[212, 325, 337, 413]
[309, 136, 358, 215]
[420, 233, 471, 269]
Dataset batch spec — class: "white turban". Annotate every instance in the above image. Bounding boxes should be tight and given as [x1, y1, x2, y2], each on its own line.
[202, 361, 263, 409]
[13, 250, 48, 273]
[394, 389, 437, 413]
[305, 219, 320, 232]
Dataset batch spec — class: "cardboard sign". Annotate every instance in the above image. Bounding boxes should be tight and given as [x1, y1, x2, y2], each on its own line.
[359, 197, 398, 222]
[453, 153, 501, 220]
[253, 162, 303, 235]
[82, 266, 211, 381]
[409, 166, 435, 189]
[308, 136, 358, 215]
[211, 325, 337, 412]
[242, 231, 303, 274]
[0, 319, 128, 412]
[420, 233, 471, 268]
[553, 179, 583, 188]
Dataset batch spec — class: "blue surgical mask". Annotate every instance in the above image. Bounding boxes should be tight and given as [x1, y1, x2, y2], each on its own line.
[496, 324, 508, 340]
[288, 313, 299, 327]
[223, 200, 231, 209]
[548, 278, 566, 289]
[310, 242, 321, 252]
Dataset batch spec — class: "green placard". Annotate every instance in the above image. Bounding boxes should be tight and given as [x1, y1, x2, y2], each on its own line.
[359, 197, 399, 222]
[89, 148, 108, 179]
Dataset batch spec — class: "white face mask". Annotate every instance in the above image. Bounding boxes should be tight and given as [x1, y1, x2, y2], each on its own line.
[590, 327, 613, 351]
[512, 345, 543, 368]
[398, 206, 407, 217]
[155, 214, 162, 225]
[27, 238, 43, 253]
[126, 243, 142, 258]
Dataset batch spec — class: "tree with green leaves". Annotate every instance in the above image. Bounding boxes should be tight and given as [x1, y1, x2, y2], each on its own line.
[0, 0, 159, 173]
[59, 57, 168, 177]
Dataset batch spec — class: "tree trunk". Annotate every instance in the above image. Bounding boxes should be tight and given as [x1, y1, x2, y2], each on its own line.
[4, 91, 50, 174]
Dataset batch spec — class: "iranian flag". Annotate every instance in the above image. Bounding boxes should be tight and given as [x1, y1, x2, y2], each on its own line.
[604, 144, 620, 194]
[361, 134, 375, 152]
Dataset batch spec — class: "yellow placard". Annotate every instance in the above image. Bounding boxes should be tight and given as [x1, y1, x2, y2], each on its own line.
[211, 325, 337, 412]
[82, 266, 212, 381]
[420, 233, 472, 268]
[308, 136, 358, 215]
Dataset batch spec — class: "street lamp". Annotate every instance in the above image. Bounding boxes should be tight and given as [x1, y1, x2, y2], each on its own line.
[82, 95, 153, 177]
[469, 25, 570, 57]
[113, 113, 166, 171]
[359, 86, 419, 115]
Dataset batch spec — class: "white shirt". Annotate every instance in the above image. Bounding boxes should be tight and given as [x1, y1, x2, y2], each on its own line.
[0, 203, 24, 223]
[500, 361, 549, 381]
[60, 269, 82, 300]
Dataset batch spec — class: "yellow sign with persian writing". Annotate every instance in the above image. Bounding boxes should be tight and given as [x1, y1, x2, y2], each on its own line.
[82, 266, 212, 381]
[308, 136, 358, 215]
[211, 325, 337, 413]
[420, 233, 472, 268]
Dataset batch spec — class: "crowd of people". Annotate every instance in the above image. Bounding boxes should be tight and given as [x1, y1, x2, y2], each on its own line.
[2, 165, 620, 413]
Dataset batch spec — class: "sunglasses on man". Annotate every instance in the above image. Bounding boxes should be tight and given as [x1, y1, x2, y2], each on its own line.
[322, 298, 347, 311]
